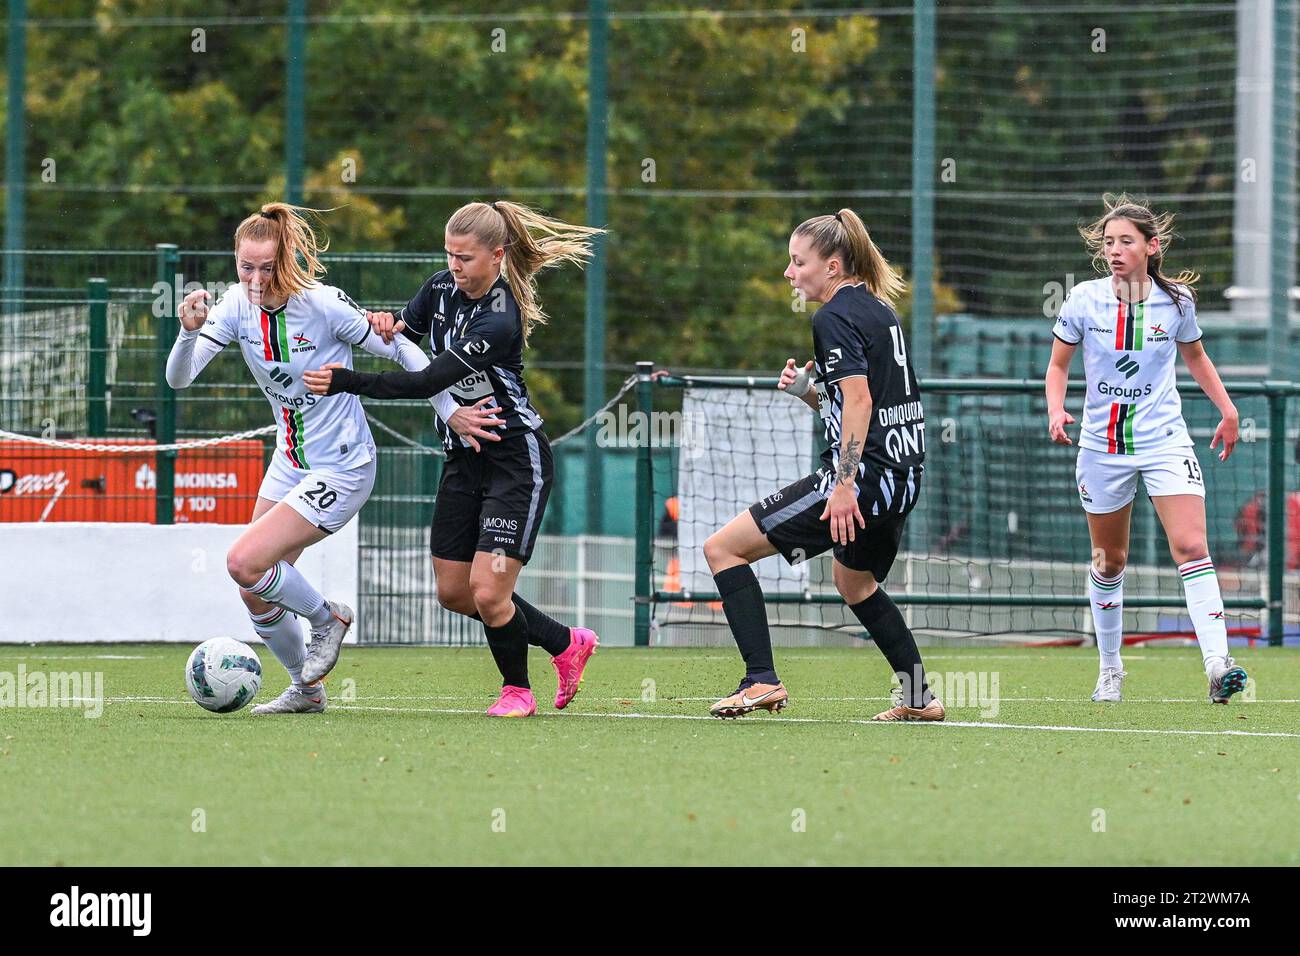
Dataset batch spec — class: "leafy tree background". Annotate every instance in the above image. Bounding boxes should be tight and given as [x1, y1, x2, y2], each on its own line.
[0, 0, 1243, 440]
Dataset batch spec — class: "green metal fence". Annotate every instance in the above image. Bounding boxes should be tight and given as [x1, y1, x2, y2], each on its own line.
[3, 251, 1298, 648]
[0, 247, 630, 643]
[634, 365, 1296, 648]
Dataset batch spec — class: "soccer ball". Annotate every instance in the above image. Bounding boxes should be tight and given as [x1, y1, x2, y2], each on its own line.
[185, 638, 263, 713]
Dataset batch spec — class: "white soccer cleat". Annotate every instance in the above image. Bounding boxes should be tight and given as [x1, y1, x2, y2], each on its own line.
[251, 683, 327, 715]
[1091, 667, 1126, 702]
[301, 601, 353, 684]
[1207, 657, 1248, 704]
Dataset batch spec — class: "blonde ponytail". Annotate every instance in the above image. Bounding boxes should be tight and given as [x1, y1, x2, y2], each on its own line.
[792, 208, 906, 305]
[446, 200, 605, 342]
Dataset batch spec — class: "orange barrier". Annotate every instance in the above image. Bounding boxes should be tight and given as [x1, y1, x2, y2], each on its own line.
[0, 440, 265, 524]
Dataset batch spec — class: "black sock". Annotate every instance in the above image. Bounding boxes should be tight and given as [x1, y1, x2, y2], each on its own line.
[512, 595, 571, 656]
[467, 601, 569, 655]
[482, 608, 530, 689]
[849, 588, 931, 707]
[714, 565, 778, 684]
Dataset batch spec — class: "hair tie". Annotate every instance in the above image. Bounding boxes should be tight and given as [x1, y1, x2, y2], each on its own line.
[834, 212, 843, 223]
[490, 201, 500, 212]
[259, 210, 275, 219]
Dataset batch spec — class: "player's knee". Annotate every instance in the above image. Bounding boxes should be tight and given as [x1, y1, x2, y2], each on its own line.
[834, 574, 877, 604]
[1171, 541, 1208, 566]
[225, 547, 266, 588]
[702, 533, 734, 572]
[1094, 549, 1127, 576]
[471, 588, 513, 627]
[436, 582, 475, 616]
[469, 571, 505, 605]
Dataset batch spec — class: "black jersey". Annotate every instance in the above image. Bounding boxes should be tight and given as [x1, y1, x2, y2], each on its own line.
[811, 284, 925, 483]
[395, 270, 543, 451]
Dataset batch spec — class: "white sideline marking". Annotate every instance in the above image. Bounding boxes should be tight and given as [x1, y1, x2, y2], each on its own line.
[61, 697, 1300, 737]
[669, 653, 1154, 661]
[928, 720, 1300, 739]
[344, 694, 1300, 705]
[324, 703, 1300, 739]
[81, 693, 1300, 707]
[0, 654, 154, 660]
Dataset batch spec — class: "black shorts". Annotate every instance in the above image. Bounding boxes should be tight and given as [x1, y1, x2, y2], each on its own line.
[747, 465, 920, 581]
[430, 430, 553, 565]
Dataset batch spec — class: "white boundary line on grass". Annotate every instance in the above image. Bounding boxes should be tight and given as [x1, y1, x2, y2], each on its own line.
[344, 694, 1300, 704]
[0, 654, 155, 660]
[655, 653, 1159, 661]
[68, 693, 1300, 704]
[327, 703, 1300, 738]
[62, 696, 1300, 738]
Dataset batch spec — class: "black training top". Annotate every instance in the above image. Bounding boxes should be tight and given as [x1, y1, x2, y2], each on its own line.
[811, 283, 925, 480]
[328, 270, 543, 452]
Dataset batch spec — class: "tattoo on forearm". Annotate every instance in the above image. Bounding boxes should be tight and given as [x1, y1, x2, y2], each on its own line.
[837, 436, 862, 483]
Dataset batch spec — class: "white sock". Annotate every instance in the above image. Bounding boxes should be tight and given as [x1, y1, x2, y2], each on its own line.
[1178, 557, 1229, 673]
[1089, 566, 1125, 671]
[249, 607, 309, 688]
[248, 561, 333, 629]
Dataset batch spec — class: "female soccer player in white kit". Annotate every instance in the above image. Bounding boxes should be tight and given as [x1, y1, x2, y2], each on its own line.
[1046, 194, 1246, 704]
[167, 203, 500, 714]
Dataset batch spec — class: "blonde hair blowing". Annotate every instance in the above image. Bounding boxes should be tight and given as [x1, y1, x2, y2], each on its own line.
[792, 208, 906, 306]
[233, 202, 330, 303]
[1079, 192, 1199, 314]
[447, 200, 605, 342]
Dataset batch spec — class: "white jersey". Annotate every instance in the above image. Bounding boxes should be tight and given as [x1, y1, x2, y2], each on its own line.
[168, 283, 431, 472]
[1054, 277, 1202, 456]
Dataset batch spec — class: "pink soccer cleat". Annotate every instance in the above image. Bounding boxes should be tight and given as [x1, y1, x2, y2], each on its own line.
[551, 627, 600, 709]
[487, 685, 537, 718]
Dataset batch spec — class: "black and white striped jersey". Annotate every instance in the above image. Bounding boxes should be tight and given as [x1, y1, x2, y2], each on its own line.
[812, 284, 925, 492]
[394, 270, 544, 451]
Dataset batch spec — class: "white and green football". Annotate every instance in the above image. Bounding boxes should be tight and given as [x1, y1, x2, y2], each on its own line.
[185, 637, 263, 713]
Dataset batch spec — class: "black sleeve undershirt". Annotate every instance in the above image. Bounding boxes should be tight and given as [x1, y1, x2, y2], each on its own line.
[327, 349, 472, 400]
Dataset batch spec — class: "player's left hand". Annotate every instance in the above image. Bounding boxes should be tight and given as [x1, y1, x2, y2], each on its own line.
[779, 358, 814, 397]
[447, 397, 506, 453]
[820, 481, 865, 544]
[1211, 411, 1239, 462]
[303, 362, 343, 395]
[367, 310, 406, 345]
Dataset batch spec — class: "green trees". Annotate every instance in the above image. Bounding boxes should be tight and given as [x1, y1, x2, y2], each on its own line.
[2, 2, 1241, 433]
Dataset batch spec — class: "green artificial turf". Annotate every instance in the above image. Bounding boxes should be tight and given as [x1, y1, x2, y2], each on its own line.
[1, 644, 1296, 865]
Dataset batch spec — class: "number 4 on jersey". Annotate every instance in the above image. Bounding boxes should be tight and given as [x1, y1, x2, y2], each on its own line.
[889, 323, 911, 396]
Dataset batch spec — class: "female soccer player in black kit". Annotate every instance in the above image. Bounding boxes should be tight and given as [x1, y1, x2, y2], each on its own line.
[304, 201, 604, 718]
[702, 209, 943, 721]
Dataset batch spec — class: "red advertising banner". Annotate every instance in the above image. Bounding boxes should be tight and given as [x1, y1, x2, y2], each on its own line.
[0, 440, 264, 524]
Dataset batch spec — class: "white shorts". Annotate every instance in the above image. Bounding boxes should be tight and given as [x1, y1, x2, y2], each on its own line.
[1075, 445, 1205, 514]
[257, 455, 377, 533]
